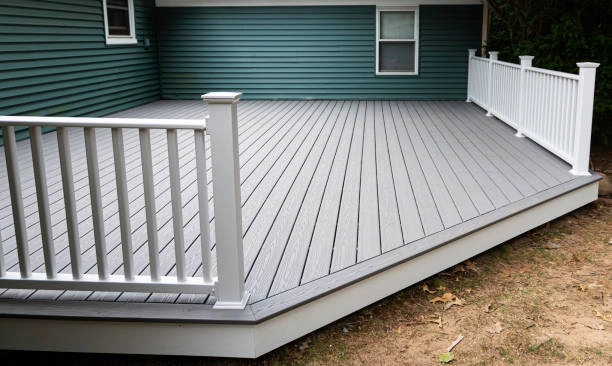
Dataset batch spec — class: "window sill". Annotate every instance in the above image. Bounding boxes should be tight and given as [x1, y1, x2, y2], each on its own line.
[376, 71, 419, 76]
[106, 37, 138, 46]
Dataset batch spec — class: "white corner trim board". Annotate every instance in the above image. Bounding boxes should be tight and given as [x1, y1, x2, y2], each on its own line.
[155, 0, 484, 7]
[0, 182, 598, 358]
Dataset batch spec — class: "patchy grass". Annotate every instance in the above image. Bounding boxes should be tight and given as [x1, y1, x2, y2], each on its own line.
[1, 148, 611, 365]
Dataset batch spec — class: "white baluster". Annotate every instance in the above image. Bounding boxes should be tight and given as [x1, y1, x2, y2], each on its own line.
[30, 126, 56, 278]
[85, 127, 108, 279]
[57, 127, 82, 279]
[486, 51, 498, 116]
[2, 126, 30, 278]
[139, 128, 160, 281]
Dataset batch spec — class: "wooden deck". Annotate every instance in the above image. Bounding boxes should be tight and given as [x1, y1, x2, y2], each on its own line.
[0, 99, 596, 308]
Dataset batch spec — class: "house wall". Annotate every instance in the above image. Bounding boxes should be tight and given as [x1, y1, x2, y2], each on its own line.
[157, 5, 482, 100]
[0, 0, 160, 140]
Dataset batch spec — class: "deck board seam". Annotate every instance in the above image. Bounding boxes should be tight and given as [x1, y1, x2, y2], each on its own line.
[243, 101, 331, 276]
[395, 101, 446, 232]
[262, 101, 346, 298]
[456, 103, 572, 183]
[442, 105, 542, 196]
[381, 100, 406, 246]
[294, 101, 353, 287]
[449, 103, 560, 188]
[406, 101, 477, 222]
[429, 101, 518, 204]
[415, 102, 495, 216]
[388, 101, 427, 238]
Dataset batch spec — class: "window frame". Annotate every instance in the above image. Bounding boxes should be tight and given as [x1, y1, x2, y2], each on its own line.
[102, 0, 137, 45]
[376, 6, 419, 76]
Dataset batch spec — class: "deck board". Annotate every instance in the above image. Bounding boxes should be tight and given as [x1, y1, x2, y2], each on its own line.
[414, 102, 495, 215]
[0, 100, 585, 306]
[358, 100, 381, 262]
[382, 101, 424, 244]
[330, 100, 365, 272]
[406, 102, 480, 222]
[300, 101, 359, 284]
[390, 102, 444, 235]
[375, 101, 403, 253]
[268, 101, 351, 296]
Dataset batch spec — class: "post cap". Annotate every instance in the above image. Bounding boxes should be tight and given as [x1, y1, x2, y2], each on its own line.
[201, 92, 243, 104]
[576, 62, 600, 69]
[519, 55, 534, 60]
[488, 51, 499, 59]
[468, 48, 477, 53]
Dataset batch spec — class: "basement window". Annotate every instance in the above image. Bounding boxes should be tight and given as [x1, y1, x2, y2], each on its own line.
[376, 7, 419, 75]
[103, 0, 137, 45]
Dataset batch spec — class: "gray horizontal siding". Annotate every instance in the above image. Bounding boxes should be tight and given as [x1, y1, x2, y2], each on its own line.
[0, 0, 160, 141]
[158, 5, 482, 100]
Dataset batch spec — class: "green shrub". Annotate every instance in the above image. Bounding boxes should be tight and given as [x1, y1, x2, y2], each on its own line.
[486, 0, 611, 144]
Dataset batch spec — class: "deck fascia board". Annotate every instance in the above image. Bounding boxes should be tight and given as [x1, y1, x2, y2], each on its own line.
[250, 173, 600, 319]
[0, 179, 599, 357]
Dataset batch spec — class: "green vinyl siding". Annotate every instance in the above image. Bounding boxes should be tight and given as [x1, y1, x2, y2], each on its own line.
[157, 5, 482, 100]
[0, 0, 160, 141]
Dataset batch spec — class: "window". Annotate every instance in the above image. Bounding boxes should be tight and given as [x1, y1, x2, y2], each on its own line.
[103, 0, 137, 45]
[376, 7, 419, 75]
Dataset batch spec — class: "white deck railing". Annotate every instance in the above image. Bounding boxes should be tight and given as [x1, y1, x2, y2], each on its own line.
[0, 92, 249, 309]
[466, 49, 599, 176]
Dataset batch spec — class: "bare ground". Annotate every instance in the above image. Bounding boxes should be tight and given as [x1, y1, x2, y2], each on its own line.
[1, 146, 611, 365]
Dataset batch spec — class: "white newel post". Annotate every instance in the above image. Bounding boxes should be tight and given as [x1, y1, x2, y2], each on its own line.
[570, 62, 600, 176]
[486, 51, 498, 116]
[516, 55, 534, 137]
[466, 49, 477, 103]
[202, 91, 250, 309]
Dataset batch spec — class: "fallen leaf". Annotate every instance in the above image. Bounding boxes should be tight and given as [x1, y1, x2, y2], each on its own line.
[486, 322, 504, 334]
[439, 351, 454, 364]
[484, 303, 493, 313]
[437, 285, 447, 291]
[430, 293, 456, 303]
[595, 311, 612, 323]
[397, 326, 403, 334]
[444, 298, 465, 310]
[422, 284, 436, 294]
[579, 284, 588, 292]
[464, 288, 472, 294]
[431, 293, 465, 309]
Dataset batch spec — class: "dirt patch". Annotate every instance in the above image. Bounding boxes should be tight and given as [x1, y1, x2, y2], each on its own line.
[1, 146, 611, 365]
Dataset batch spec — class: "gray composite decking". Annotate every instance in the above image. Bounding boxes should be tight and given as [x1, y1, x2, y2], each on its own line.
[0, 100, 592, 309]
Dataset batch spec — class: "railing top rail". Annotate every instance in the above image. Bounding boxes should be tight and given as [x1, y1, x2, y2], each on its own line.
[491, 59, 521, 69]
[0, 115, 207, 130]
[526, 66, 579, 80]
[471, 55, 489, 62]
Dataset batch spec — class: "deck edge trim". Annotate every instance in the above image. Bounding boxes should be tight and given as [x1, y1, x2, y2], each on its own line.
[0, 174, 601, 324]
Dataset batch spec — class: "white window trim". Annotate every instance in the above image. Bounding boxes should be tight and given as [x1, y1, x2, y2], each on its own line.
[103, 0, 138, 45]
[376, 6, 419, 76]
